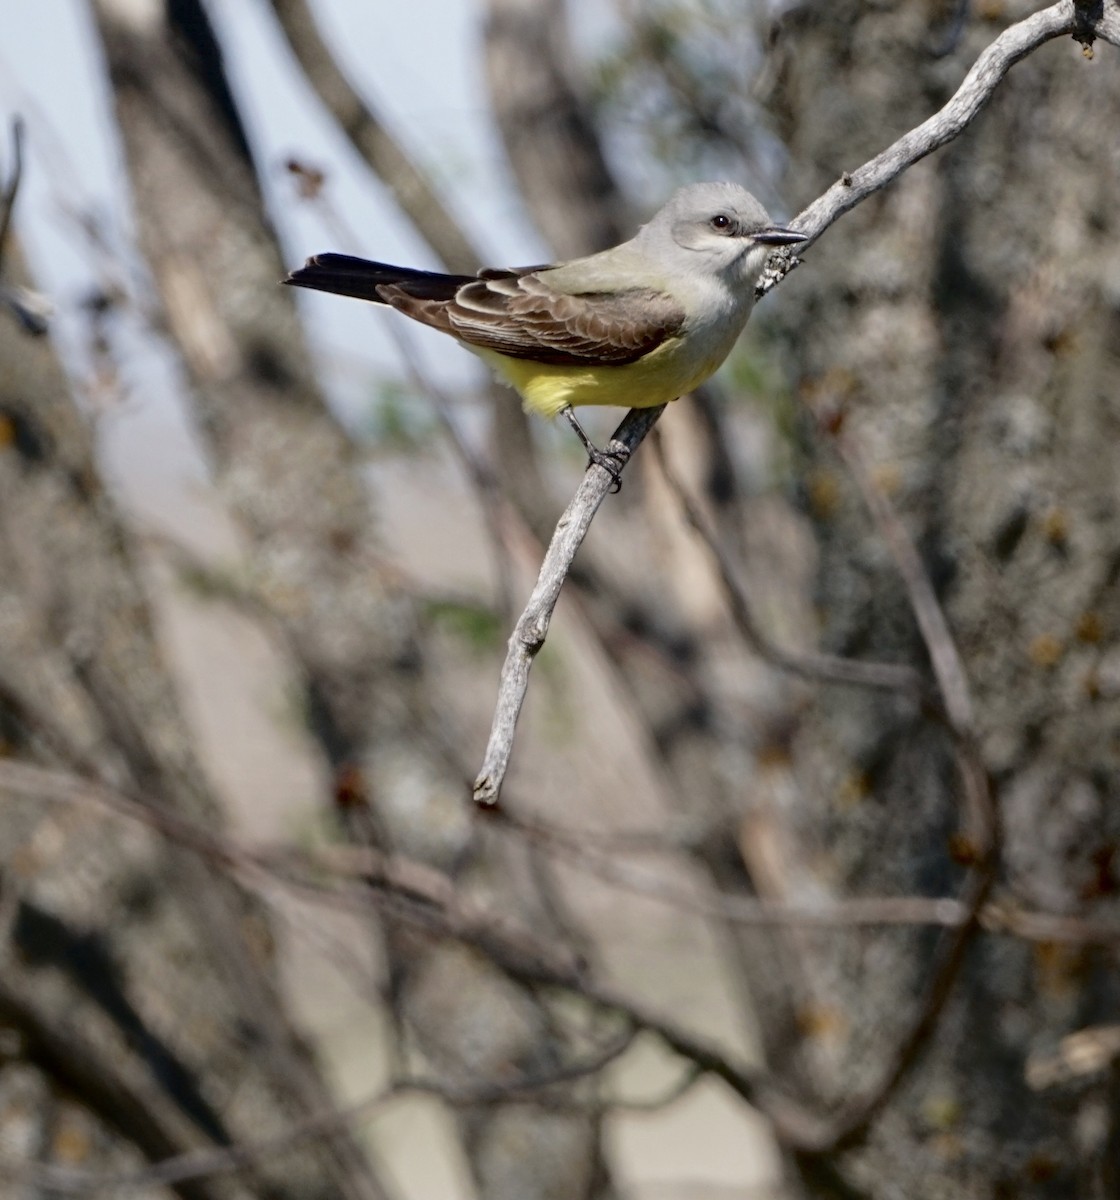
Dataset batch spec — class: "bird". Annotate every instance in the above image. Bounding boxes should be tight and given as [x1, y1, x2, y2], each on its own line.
[284, 182, 806, 481]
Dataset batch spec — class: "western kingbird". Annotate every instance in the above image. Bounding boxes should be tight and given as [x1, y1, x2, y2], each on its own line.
[285, 182, 805, 472]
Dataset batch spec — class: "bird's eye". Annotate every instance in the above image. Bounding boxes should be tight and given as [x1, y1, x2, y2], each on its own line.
[709, 214, 733, 232]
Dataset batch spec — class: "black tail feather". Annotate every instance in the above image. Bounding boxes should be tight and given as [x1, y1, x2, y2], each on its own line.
[283, 253, 476, 304]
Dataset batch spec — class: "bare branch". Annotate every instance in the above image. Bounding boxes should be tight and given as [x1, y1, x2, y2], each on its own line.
[831, 431, 974, 731]
[0, 977, 231, 1200]
[14, 752, 1120, 1166]
[0, 115, 25, 273]
[482, 808, 1120, 945]
[0, 1031, 635, 1195]
[760, 0, 1120, 295]
[651, 430, 925, 697]
[472, 405, 665, 806]
[268, 0, 482, 271]
[493, 808, 974, 931]
[10, 758, 1119, 955]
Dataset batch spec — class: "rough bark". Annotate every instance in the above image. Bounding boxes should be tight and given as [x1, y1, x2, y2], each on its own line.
[756, 1, 1120, 1193]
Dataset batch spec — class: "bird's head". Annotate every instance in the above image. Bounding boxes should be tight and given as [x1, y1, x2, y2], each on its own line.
[639, 181, 807, 286]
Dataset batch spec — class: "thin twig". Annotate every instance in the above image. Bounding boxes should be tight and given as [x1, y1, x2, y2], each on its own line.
[651, 429, 925, 697]
[0, 1031, 634, 1194]
[493, 807, 972, 930]
[832, 433, 972, 730]
[0, 116, 25, 274]
[472, 405, 665, 806]
[7, 759, 1116, 946]
[792, 428, 1000, 1155]
[766, 0, 1116, 265]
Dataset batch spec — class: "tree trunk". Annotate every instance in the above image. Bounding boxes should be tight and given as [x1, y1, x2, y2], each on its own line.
[756, 1, 1120, 1193]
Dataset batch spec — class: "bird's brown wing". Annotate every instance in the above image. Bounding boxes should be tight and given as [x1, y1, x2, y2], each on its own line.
[381, 271, 685, 367]
[285, 254, 685, 368]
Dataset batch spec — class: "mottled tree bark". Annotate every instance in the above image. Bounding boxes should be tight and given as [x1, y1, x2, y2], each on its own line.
[755, 1, 1120, 1193]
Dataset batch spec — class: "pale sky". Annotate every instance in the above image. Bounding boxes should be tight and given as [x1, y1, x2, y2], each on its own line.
[0, 0, 575, 512]
[1, 0, 552, 391]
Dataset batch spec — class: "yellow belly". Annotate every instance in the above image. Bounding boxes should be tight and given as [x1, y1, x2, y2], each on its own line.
[476, 337, 727, 418]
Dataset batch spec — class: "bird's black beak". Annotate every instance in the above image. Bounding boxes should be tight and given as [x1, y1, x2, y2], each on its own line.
[752, 225, 809, 247]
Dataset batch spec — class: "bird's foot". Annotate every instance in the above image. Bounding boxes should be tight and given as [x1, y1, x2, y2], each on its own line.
[561, 407, 628, 493]
[584, 444, 627, 493]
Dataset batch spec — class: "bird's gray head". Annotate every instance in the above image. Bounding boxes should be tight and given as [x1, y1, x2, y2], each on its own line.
[637, 182, 806, 285]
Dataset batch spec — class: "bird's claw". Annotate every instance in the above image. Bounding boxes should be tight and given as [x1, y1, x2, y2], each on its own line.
[586, 446, 627, 493]
[561, 406, 627, 492]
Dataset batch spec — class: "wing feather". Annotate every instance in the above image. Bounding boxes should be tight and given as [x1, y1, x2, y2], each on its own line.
[286, 254, 685, 368]
[381, 272, 684, 367]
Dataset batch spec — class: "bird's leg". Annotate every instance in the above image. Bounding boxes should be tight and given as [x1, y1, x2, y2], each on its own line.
[561, 406, 627, 493]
